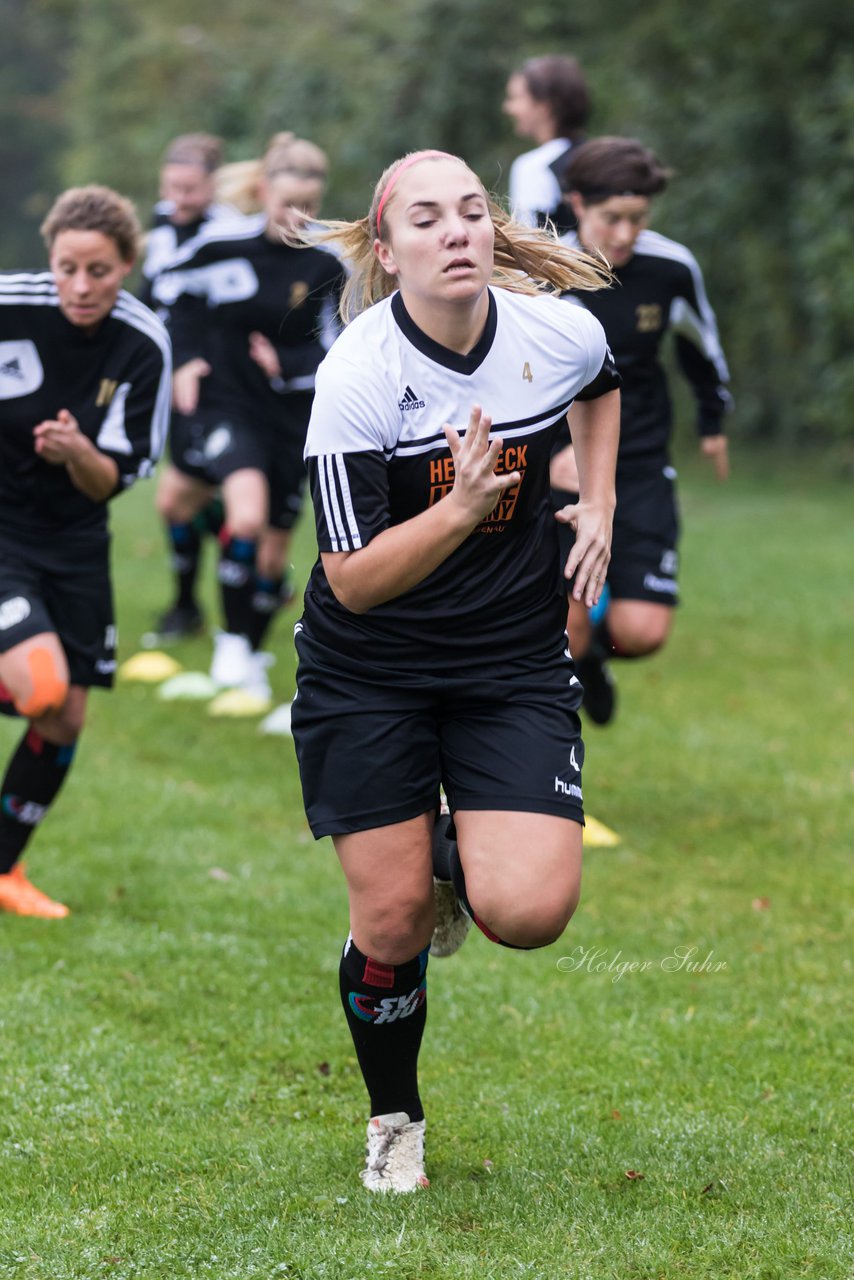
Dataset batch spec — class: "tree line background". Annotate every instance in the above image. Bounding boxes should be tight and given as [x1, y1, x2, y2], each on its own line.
[3, 0, 853, 448]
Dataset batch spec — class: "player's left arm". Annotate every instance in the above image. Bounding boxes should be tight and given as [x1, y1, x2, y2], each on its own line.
[557, 389, 621, 607]
[33, 411, 120, 501]
[555, 319, 622, 605]
[105, 335, 172, 492]
[67, 330, 172, 502]
[259, 265, 345, 388]
[35, 334, 170, 502]
[671, 252, 732, 481]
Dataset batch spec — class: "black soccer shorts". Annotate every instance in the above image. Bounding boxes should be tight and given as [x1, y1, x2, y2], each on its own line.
[168, 407, 267, 486]
[264, 392, 312, 532]
[0, 534, 116, 688]
[553, 459, 681, 606]
[291, 624, 586, 839]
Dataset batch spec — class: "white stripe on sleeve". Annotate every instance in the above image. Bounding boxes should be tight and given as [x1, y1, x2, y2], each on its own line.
[318, 455, 342, 552]
[334, 454, 363, 550]
[96, 382, 133, 455]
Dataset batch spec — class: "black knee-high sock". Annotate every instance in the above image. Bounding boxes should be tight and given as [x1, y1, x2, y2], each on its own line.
[218, 534, 257, 637]
[246, 574, 284, 651]
[166, 522, 202, 611]
[0, 729, 77, 874]
[444, 829, 534, 951]
[339, 936, 428, 1121]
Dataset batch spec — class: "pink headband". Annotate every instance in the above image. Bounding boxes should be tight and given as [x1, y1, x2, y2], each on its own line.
[375, 150, 457, 234]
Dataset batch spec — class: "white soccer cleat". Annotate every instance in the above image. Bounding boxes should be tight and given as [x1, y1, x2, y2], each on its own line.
[210, 632, 253, 688]
[258, 702, 293, 736]
[208, 649, 275, 717]
[244, 650, 274, 702]
[430, 877, 472, 958]
[360, 1112, 429, 1193]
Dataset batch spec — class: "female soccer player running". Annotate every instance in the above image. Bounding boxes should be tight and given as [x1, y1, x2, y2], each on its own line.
[290, 150, 620, 1191]
[140, 132, 234, 642]
[0, 186, 170, 916]
[152, 136, 345, 706]
[552, 137, 731, 723]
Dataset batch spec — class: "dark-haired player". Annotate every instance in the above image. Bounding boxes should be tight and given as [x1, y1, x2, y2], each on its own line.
[553, 136, 731, 723]
[503, 54, 589, 232]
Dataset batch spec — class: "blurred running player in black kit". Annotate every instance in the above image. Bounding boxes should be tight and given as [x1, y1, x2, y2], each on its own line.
[552, 137, 731, 723]
[151, 135, 345, 707]
[139, 133, 234, 310]
[0, 186, 170, 917]
[140, 133, 234, 642]
[290, 151, 620, 1191]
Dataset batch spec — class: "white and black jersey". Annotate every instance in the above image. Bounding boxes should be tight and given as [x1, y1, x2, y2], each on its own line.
[0, 273, 170, 540]
[509, 139, 576, 229]
[303, 287, 619, 674]
[151, 214, 346, 423]
[137, 201, 237, 315]
[560, 228, 730, 466]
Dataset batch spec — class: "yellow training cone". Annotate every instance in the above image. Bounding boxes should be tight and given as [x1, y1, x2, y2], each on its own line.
[118, 651, 183, 683]
[584, 815, 621, 847]
[208, 688, 272, 718]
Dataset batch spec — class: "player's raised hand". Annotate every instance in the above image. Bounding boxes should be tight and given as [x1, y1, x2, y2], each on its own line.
[444, 405, 520, 525]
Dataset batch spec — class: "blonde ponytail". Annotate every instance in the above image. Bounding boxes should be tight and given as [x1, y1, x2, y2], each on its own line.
[215, 160, 264, 214]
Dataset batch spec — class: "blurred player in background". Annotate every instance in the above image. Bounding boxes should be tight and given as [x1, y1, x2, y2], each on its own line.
[140, 133, 235, 643]
[0, 186, 170, 916]
[552, 136, 731, 723]
[503, 54, 590, 232]
[151, 135, 345, 711]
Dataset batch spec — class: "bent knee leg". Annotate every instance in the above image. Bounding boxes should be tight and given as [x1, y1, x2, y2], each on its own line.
[609, 603, 673, 656]
[617, 629, 668, 656]
[17, 646, 69, 719]
[466, 873, 581, 950]
[493, 896, 580, 949]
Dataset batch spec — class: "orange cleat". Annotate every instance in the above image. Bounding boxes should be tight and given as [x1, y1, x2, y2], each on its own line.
[0, 863, 70, 918]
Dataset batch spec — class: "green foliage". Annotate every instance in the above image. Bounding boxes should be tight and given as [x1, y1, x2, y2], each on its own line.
[0, 0, 72, 263]
[0, 453, 852, 1277]
[2, 0, 852, 443]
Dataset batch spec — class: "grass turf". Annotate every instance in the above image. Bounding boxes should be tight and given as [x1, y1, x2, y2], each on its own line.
[0, 447, 851, 1279]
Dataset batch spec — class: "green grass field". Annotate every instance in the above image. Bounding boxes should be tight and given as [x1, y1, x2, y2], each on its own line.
[0, 448, 851, 1279]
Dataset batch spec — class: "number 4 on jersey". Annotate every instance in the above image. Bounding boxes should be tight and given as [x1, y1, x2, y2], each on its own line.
[522, 362, 533, 382]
